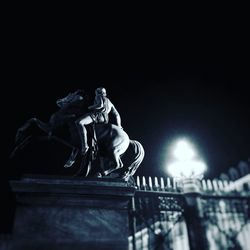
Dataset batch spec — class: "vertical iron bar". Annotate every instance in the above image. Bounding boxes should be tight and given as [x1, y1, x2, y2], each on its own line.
[131, 196, 137, 250]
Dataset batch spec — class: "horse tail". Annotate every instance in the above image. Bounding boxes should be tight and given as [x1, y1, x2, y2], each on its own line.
[127, 140, 145, 176]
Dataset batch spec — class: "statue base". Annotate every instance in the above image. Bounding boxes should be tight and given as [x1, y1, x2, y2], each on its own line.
[10, 175, 135, 250]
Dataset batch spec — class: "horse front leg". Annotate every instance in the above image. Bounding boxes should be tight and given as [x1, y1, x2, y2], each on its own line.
[15, 118, 51, 143]
[64, 148, 79, 168]
[11, 118, 51, 158]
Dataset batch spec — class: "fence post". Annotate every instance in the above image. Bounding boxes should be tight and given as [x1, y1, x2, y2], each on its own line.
[130, 196, 137, 250]
[182, 178, 209, 250]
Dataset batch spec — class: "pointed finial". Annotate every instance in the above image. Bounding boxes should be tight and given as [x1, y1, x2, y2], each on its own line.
[149, 176, 153, 190]
[206, 179, 213, 191]
[160, 177, 165, 191]
[202, 179, 207, 191]
[154, 177, 159, 190]
[142, 176, 147, 190]
[212, 179, 219, 191]
[136, 176, 141, 190]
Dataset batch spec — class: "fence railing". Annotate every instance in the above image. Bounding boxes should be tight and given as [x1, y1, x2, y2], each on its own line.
[129, 175, 250, 250]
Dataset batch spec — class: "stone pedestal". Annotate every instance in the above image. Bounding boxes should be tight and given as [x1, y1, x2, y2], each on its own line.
[10, 175, 135, 250]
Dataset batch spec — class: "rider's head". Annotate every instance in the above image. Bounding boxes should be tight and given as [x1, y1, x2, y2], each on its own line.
[95, 87, 107, 96]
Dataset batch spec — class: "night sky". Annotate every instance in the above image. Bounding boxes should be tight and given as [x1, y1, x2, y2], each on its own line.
[2, 13, 250, 233]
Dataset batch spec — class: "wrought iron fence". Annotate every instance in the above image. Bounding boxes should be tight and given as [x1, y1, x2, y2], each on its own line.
[129, 175, 250, 250]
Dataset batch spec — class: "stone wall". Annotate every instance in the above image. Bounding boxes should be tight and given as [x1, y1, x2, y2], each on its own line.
[10, 175, 135, 250]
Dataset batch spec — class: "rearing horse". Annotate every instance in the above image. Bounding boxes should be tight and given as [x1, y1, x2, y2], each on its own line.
[11, 89, 144, 180]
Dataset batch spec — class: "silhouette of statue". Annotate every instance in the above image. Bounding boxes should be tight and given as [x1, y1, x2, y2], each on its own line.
[11, 88, 144, 181]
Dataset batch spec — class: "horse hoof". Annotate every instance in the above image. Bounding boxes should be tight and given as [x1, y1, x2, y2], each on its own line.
[64, 160, 75, 168]
[94, 172, 103, 178]
[103, 164, 123, 176]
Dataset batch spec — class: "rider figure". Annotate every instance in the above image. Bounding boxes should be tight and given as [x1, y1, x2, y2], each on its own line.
[76, 87, 122, 155]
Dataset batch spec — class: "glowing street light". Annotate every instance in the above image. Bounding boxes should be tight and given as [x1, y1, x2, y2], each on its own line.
[167, 138, 210, 249]
[172, 139, 195, 160]
[167, 138, 207, 179]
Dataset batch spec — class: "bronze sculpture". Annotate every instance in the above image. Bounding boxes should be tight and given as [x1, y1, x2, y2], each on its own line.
[11, 88, 144, 181]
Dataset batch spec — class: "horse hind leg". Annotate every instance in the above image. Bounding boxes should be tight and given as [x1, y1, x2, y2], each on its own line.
[103, 151, 123, 176]
[121, 140, 145, 180]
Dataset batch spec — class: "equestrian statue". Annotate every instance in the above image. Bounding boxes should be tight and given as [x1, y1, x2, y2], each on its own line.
[11, 88, 144, 182]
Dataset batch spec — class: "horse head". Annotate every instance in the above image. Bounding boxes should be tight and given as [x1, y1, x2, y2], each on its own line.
[56, 89, 86, 109]
[49, 90, 88, 128]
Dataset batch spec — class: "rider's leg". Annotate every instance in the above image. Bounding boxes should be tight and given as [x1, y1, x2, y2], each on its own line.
[76, 115, 93, 155]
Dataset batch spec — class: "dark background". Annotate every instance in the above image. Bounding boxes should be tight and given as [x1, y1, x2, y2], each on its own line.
[4, 59, 250, 179]
[1, 9, 250, 233]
